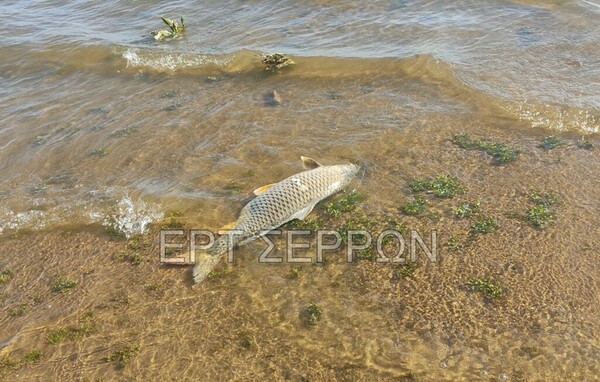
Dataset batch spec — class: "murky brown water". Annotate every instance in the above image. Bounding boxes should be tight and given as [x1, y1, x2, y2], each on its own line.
[1, 0, 600, 380]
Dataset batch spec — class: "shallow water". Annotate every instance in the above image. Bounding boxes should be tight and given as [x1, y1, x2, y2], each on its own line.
[0, 0, 599, 380]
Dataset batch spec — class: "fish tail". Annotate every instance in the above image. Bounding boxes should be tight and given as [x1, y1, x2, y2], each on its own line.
[192, 235, 231, 284]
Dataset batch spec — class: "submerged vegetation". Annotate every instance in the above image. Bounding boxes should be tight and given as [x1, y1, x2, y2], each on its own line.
[400, 197, 426, 216]
[152, 16, 185, 41]
[452, 133, 519, 164]
[466, 278, 503, 300]
[301, 303, 323, 326]
[540, 135, 565, 150]
[452, 200, 481, 219]
[526, 190, 558, 228]
[52, 276, 78, 293]
[409, 175, 464, 198]
[0, 269, 13, 283]
[106, 344, 139, 369]
[470, 216, 498, 235]
[262, 53, 295, 71]
[325, 189, 365, 217]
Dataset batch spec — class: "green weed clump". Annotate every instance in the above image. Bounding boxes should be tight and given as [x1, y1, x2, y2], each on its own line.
[400, 197, 426, 216]
[540, 135, 565, 150]
[394, 262, 417, 278]
[301, 303, 323, 326]
[325, 190, 365, 217]
[470, 216, 498, 234]
[452, 200, 481, 218]
[152, 16, 185, 41]
[23, 350, 41, 363]
[525, 190, 558, 228]
[106, 344, 139, 369]
[452, 133, 519, 164]
[0, 269, 13, 283]
[52, 276, 78, 293]
[466, 278, 503, 300]
[409, 175, 464, 198]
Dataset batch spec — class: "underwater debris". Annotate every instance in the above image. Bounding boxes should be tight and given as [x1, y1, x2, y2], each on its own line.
[262, 53, 295, 72]
[152, 16, 185, 41]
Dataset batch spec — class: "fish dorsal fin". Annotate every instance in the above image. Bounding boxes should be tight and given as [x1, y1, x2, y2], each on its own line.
[219, 222, 237, 230]
[253, 183, 276, 195]
[301, 156, 322, 170]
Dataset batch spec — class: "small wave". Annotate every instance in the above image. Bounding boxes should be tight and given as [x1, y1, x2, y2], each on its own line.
[122, 48, 233, 72]
[102, 194, 163, 239]
[508, 101, 599, 133]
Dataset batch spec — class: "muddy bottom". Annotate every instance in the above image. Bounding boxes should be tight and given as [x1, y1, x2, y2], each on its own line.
[1, 128, 599, 381]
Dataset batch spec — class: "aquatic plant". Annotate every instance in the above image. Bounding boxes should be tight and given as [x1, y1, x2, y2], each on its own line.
[525, 190, 558, 228]
[23, 350, 41, 364]
[89, 147, 107, 157]
[526, 204, 554, 228]
[262, 53, 295, 71]
[540, 135, 565, 150]
[52, 276, 78, 293]
[400, 197, 426, 216]
[106, 344, 139, 369]
[8, 304, 27, 317]
[466, 278, 503, 300]
[301, 303, 323, 326]
[238, 332, 254, 350]
[470, 216, 498, 234]
[288, 266, 301, 279]
[451, 133, 519, 164]
[409, 175, 464, 198]
[325, 189, 365, 217]
[207, 269, 228, 280]
[577, 137, 594, 150]
[452, 200, 481, 219]
[287, 217, 323, 231]
[152, 16, 185, 41]
[0, 269, 13, 283]
[445, 235, 463, 251]
[47, 312, 96, 344]
[394, 262, 417, 278]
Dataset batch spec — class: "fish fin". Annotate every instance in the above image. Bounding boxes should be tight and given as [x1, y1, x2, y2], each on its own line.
[301, 156, 322, 170]
[289, 202, 318, 221]
[193, 254, 223, 284]
[219, 222, 237, 230]
[253, 183, 276, 195]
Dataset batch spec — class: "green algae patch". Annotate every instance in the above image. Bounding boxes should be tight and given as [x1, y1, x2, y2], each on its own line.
[540, 135, 565, 150]
[325, 189, 365, 217]
[301, 303, 323, 326]
[106, 344, 139, 369]
[409, 175, 465, 198]
[52, 276, 78, 293]
[452, 200, 481, 219]
[466, 278, 503, 300]
[525, 190, 558, 228]
[452, 133, 519, 164]
[470, 216, 498, 235]
[400, 197, 426, 216]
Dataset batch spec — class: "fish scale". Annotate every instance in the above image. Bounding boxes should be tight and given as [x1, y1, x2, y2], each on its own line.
[193, 158, 358, 283]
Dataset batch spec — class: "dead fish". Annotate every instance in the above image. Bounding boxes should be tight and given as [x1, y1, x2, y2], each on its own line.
[193, 156, 359, 283]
